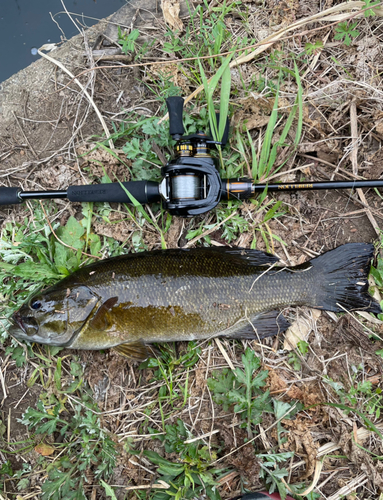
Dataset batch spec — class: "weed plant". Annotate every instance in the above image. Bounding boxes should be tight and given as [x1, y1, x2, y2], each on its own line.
[143, 419, 223, 500]
[207, 348, 304, 497]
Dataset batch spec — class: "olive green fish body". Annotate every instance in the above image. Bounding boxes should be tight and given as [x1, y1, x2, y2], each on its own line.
[11, 244, 381, 359]
[55, 249, 311, 347]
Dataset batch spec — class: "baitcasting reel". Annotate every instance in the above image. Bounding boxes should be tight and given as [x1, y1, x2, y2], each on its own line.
[158, 96, 228, 216]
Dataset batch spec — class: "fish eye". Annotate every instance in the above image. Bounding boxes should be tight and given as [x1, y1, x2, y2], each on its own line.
[30, 300, 42, 310]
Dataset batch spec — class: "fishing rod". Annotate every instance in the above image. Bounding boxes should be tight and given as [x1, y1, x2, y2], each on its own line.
[1, 96, 383, 217]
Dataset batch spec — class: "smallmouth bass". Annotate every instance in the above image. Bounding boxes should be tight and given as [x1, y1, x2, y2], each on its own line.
[10, 243, 381, 360]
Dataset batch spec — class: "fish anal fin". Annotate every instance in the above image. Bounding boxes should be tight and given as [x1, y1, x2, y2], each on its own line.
[90, 296, 118, 331]
[113, 341, 155, 361]
[228, 310, 289, 340]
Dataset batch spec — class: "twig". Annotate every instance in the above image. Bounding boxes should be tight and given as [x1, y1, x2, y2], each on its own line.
[92, 54, 134, 62]
[248, 261, 278, 293]
[336, 303, 383, 342]
[214, 338, 236, 373]
[123, 481, 169, 490]
[60, 0, 82, 35]
[0, 364, 7, 403]
[184, 429, 220, 444]
[37, 47, 114, 150]
[11, 112, 39, 160]
[349, 102, 380, 236]
[327, 474, 369, 500]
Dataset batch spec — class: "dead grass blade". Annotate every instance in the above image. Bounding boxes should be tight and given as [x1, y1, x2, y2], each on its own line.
[283, 459, 323, 496]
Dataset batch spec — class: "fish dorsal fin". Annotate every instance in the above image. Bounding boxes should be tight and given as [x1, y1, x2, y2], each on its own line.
[89, 296, 118, 331]
[208, 247, 279, 266]
[113, 340, 155, 361]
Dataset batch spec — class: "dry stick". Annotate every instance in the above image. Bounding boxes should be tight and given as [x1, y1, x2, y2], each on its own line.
[336, 303, 383, 342]
[349, 102, 380, 236]
[124, 481, 169, 491]
[184, 428, 220, 444]
[90, 54, 134, 62]
[327, 474, 369, 500]
[0, 364, 7, 403]
[12, 112, 39, 160]
[214, 338, 236, 372]
[7, 408, 11, 443]
[37, 48, 114, 150]
[39, 201, 102, 260]
[60, 0, 82, 35]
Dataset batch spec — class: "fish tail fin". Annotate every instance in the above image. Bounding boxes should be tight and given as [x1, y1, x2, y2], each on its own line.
[309, 243, 381, 314]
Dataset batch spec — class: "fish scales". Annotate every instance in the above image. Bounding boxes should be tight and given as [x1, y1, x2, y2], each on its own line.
[60, 250, 308, 344]
[10, 244, 381, 359]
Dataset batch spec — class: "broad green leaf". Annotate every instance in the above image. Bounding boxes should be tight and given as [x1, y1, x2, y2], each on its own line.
[57, 216, 85, 249]
[13, 261, 60, 281]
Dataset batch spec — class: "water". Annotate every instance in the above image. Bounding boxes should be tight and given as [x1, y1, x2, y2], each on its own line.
[0, 0, 127, 84]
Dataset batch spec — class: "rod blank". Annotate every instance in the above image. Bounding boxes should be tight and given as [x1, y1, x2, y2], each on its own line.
[253, 180, 383, 192]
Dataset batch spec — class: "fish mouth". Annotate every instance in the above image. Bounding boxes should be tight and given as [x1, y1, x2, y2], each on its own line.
[11, 312, 39, 338]
[12, 311, 26, 333]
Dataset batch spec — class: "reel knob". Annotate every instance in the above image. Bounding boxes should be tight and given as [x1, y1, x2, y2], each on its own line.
[166, 96, 185, 139]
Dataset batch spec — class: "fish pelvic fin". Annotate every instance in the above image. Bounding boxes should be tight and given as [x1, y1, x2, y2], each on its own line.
[225, 310, 290, 340]
[113, 340, 157, 361]
[309, 243, 382, 314]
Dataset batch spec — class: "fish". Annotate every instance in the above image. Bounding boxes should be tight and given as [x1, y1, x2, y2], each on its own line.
[9, 242, 381, 360]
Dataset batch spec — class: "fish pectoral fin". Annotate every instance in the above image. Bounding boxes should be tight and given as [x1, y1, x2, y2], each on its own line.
[113, 340, 155, 361]
[89, 296, 118, 331]
[228, 310, 290, 340]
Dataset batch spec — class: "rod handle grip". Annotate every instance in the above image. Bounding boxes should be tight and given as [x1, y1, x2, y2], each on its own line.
[0, 187, 22, 205]
[166, 96, 185, 137]
[67, 181, 160, 204]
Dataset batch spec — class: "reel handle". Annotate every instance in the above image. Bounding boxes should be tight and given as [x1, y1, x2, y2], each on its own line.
[166, 96, 185, 139]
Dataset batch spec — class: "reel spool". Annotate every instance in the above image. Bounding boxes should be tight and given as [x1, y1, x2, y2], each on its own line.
[171, 173, 201, 201]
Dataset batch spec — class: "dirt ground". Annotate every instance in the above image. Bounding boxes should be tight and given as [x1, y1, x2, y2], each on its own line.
[1, 0, 383, 499]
